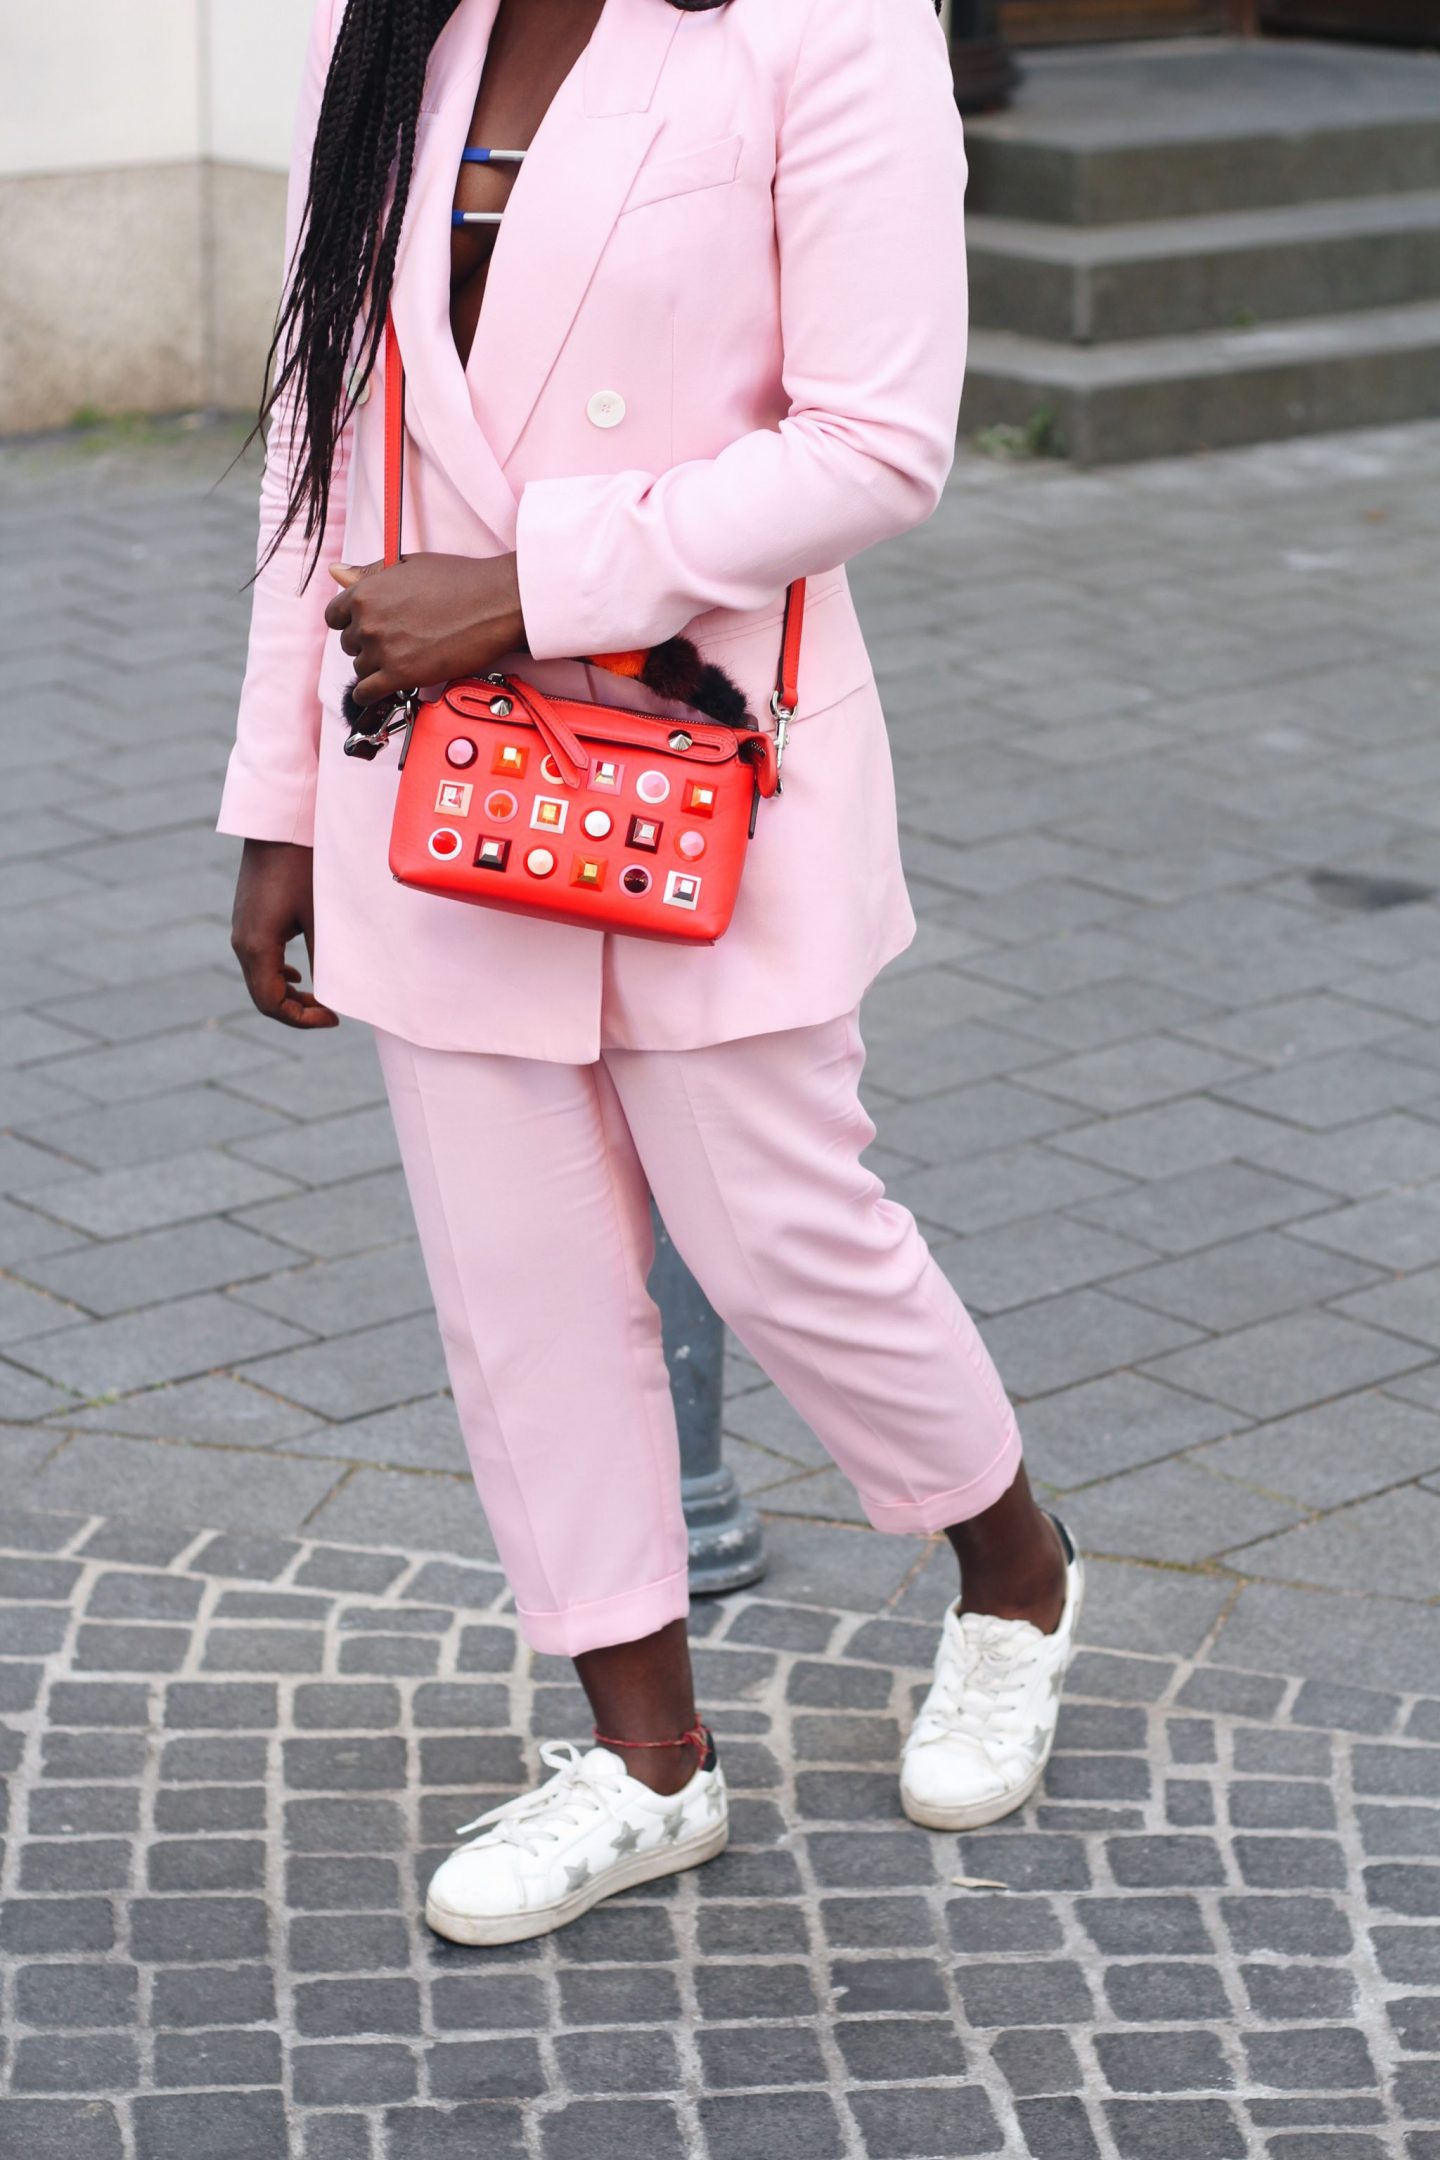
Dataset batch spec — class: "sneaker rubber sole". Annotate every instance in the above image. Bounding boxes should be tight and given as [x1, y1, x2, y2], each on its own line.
[424, 1816, 729, 1947]
[900, 1753, 1051, 1832]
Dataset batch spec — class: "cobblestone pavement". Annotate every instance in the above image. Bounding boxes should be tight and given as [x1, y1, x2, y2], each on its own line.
[2, 415, 1440, 2153]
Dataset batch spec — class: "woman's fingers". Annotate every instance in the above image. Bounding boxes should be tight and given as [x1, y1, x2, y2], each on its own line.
[323, 560, 379, 631]
[352, 665, 397, 708]
[234, 936, 339, 1030]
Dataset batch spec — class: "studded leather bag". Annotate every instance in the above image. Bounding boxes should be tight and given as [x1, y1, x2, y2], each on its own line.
[342, 312, 805, 946]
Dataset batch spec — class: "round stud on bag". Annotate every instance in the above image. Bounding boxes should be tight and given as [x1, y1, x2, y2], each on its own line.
[428, 828, 463, 860]
[446, 738, 477, 768]
[582, 809, 613, 839]
[636, 771, 670, 804]
[525, 847, 557, 878]
[621, 865, 652, 895]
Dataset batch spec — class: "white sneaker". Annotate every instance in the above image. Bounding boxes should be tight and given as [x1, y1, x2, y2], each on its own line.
[900, 1516, 1084, 1833]
[424, 1736, 728, 1946]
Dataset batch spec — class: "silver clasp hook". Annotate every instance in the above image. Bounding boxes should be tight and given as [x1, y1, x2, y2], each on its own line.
[769, 688, 794, 797]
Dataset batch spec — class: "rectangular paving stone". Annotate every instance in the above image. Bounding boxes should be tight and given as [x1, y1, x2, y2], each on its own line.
[1235, 1488, 1440, 1601]
[983, 1288, 1201, 1399]
[130, 1898, 269, 1963]
[287, 1858, 402, 1912]
[13, 2034, 140, 2098]
[1095, 2030, 1232, 2093]
[238, 1316, 447, 1421]
[283, 1738, 408, 1792]
[132, 2092, 287, 2160]
[164, 1683, 278, 1729]
[302, 2121, 373, 2160]
[294, 1547, 409, 1593]
[383, 2105, 526, 2159]
[160, 1737, 267, 1783]
[203, 1627, 325, 1675]
[1013, 2096, 1103, 2160]
[954, 1959, 1095, 2028]
[17, 1435, 343, 1539]
[85, 1573, 203, 1623]
[551, 2028, 680, 2095]
[428, 2038, 545, 2100]
[23, 1149, 298, 1239]
[289, 1916, 410, 1973]
[697, 2024, 829, 2089]
[72, 1623, 190, 1675]
[1221, 1895, 1352, 1958]
[1144, 1309, 1430, 1421]
[1215, 1049, 1440, 1130]
[1104, 2099, 1247, 2158]
[14, 1962, 138, 2028]
[18, 1217, 292, 1327]
[699, 2093, 846, 2160]
[846, 2087, 1004, 2157]
[153, 2030, 284, 2087]
[148, 1965, 277, 2028]
[283, 1798, 407, 1853]
[0, 2098, 124, 2159]
[291, 1979, 423, 2042]
[1243, 2028, 1377, 2090]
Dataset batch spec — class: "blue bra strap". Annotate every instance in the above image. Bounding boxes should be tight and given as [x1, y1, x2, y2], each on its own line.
[461, 147, 525, 163]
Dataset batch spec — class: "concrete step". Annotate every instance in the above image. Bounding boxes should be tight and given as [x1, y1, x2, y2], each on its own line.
[962, 300, 1440, 464]
[967, 39, 1440, 225]
[969, 192, 1440, 343]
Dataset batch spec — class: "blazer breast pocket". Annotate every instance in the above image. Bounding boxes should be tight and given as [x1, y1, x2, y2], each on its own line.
[619, 132, 742, 216]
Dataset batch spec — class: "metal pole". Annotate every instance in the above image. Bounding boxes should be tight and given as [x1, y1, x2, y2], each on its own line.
[649, 1204, 766, 1595]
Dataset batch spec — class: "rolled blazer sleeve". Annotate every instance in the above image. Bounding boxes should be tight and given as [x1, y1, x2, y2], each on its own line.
[513, 0, 968, 661]
[216, 0, 350, 847]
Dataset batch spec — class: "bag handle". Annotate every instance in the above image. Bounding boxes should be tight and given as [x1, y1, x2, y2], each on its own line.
[381, 307, 805, 733]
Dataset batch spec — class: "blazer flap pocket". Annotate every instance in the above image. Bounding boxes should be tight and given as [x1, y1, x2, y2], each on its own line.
[621, 131, 742, 215]
[697, 577, 874, 725]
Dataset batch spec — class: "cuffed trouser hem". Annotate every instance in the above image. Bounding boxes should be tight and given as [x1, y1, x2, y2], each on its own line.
[514, 1563, 693, 1659]
[856, 1422, 1024, 1538]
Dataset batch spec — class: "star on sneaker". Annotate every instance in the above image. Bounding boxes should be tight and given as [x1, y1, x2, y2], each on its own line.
[900, 1516, 1084, 1833]
[425, 1737, 728, 1946]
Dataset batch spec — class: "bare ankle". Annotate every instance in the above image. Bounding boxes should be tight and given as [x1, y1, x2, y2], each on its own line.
[954, 1516, 1068, 1636]
[616, 1748, 701, 1798]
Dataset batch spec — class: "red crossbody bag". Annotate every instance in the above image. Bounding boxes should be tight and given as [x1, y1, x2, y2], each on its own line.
[343, 313, 804, 946]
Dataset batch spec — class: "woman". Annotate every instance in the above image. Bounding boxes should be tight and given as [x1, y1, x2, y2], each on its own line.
[219, 0, 1082, 1949]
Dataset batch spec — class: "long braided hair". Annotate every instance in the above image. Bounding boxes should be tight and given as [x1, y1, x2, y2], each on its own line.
[258, 0, 727, 582]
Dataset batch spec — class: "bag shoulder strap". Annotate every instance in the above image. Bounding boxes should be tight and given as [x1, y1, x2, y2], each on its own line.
[381, 307, 805, 723]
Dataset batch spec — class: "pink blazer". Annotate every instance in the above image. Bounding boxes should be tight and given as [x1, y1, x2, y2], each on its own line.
[217, 0, 969, 1061]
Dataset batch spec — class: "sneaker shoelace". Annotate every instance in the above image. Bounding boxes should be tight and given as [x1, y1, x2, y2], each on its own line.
[453, 1740, 619, 1855]
[911, 1614, 1046, 1753]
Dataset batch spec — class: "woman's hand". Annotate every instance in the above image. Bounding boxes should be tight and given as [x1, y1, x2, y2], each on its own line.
[324, 552, 527, 707]
[230, 839, 339, 1030]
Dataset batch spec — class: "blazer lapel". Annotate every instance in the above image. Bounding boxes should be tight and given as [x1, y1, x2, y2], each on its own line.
[388, 0, 520, 544]
[466, 0, 681, 469]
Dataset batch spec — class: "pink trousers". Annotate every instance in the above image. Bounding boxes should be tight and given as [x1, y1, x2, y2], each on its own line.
[372, 1009, 1024, 1657]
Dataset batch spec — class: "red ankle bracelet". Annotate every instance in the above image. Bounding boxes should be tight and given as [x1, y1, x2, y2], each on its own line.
[591, 1718, 715, 1768]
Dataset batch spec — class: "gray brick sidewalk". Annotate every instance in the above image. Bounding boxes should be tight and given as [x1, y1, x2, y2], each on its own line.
[2, 414, 1440, 2152]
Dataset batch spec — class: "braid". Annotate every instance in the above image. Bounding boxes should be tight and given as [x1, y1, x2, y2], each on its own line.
[255, 0, 729, 584]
